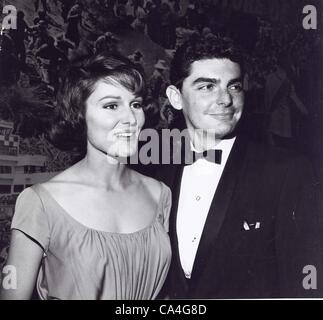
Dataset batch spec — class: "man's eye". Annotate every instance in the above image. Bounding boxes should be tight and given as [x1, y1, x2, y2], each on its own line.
[199, 83, 216, 91]
[103, 104, 118, 110]
[229, 83, 243, 92]
[132, 102, 143, 109]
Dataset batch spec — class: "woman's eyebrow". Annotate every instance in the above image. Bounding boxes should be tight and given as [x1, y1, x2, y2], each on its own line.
[98, 95, 121, 101]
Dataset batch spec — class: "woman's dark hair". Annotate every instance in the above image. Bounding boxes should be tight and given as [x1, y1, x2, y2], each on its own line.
[48, 52, 147, 156]
[170, 34, 245, 90]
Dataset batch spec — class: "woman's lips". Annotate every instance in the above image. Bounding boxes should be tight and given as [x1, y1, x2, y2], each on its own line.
[116, 132, 135, 137]
[114, 131, 138, 139]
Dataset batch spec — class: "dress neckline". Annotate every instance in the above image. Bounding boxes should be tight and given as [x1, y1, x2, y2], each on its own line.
[34, 183, 165, 237]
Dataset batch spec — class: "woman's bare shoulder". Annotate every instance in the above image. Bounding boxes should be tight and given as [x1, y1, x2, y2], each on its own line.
[131, 170, 163, 204]
[40, 163, 83, 195]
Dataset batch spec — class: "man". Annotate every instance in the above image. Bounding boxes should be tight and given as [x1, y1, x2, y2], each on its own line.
[0, 29, 19, 86]
[34, 0, 49, 13]
[10, 11, 30, 67]
[35, 36, 67, 93]
[94, 32, 119, 54]
[128, 50, 144, 73]
[154, 35, 321, 298]
[149, 59, 168, 100]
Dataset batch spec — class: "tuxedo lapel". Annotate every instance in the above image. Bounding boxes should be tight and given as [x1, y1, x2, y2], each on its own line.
[190, 135, 249, 284]
[167, 165, 190, 293]
[157, 164, 189, 294]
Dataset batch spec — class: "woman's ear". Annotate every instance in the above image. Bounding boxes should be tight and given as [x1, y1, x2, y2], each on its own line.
[166, 85, 183, 111]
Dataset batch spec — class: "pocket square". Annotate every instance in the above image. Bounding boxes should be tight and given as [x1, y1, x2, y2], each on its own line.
[243, 220, 261, 231]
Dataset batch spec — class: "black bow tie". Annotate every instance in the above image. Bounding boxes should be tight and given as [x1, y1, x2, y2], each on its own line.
[185, 149, 222, 165]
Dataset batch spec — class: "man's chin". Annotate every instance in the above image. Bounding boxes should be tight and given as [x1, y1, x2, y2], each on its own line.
[203, 123, 237, 138]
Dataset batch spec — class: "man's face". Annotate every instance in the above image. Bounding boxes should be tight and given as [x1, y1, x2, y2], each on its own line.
[178, 58, 244, 140]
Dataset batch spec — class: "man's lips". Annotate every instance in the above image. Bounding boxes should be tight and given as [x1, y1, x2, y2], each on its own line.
[208, 112, 234, 119]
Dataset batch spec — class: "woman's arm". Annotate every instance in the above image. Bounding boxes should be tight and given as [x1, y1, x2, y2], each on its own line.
[0, 230, 43, 300]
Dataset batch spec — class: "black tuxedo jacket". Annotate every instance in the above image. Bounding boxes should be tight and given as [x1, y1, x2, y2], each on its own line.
[151, 135, 322, 299]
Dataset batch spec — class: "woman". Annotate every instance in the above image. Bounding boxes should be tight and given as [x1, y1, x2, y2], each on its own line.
[0, 53, 171, 300]
[65, 3, 82, 47]
[131, 0, 147, 33]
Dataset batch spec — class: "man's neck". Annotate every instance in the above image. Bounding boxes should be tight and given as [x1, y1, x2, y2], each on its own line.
[188, 129, 223, 152]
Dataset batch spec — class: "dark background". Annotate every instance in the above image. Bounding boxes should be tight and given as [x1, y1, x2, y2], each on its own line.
[0, 0, 322, 275]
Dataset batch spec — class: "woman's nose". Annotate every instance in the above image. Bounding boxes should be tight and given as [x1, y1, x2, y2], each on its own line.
[122, 107, 137, 126]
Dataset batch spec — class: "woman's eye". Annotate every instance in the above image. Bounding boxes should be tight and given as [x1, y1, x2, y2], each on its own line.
[103, 104, 118, 110]
[132, 102, 143, 109]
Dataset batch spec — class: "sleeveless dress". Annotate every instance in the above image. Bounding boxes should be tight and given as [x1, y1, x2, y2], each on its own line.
[11, 183, 172, 300]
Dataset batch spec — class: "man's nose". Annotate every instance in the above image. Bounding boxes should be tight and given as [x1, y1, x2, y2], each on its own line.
[216, 88, 232, 107]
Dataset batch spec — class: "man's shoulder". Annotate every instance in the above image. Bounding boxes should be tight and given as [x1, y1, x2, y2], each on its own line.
[257, 141, 306, 160]
[241, 137, 313, 178]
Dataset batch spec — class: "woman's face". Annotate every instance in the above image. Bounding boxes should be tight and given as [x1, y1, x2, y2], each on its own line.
[85, 79, 145, 160]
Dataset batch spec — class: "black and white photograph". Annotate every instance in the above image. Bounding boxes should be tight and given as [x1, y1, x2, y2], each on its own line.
[0, 0, 322, 303]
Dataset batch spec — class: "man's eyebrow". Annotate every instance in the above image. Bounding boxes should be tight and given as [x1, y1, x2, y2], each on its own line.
[191, 77, 243, 87]
[191, 77, 219, 86]
[227, 78, 243, 86]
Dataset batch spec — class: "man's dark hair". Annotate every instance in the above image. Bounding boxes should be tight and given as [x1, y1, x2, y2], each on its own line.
[170, 35, 245, 90]
[48, 52, 146, 156]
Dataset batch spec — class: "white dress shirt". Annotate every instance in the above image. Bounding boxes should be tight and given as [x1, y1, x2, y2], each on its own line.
[176, 137, 236, 279]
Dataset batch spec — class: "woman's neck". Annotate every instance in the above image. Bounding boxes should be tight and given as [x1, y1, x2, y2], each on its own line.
[77, 147, 131, 191]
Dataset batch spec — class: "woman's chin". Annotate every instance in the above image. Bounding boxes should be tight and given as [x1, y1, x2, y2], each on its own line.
[106, 147, 138, 163]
